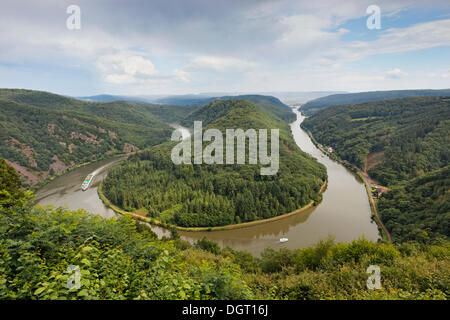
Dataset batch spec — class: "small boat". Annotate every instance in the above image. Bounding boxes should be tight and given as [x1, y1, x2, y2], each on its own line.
[81, 174, 95, 191]
[280, 238, 288, 243]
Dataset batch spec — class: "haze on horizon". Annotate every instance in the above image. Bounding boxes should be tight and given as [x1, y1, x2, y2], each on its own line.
[1, 0, 450, 97]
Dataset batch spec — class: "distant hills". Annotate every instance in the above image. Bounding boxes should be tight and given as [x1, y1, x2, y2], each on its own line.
[157, 94, 295, 122]
[0, 89, 294, 185]
[0, 89, 193, 185]
[77, 94, 151, 104]
[301, 89, 450, 115]
[79, 91, 342, 106]
[302, 96, 450, 185]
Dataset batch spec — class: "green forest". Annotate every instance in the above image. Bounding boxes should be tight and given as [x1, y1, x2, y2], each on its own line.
[302, 96, 450, 243]
[378, 166, 449, 243]
[103, 99, 326, 227]
[0, 89, 197, 184]
[156, 94, 296, 122]
[302, 96, 450, 186]
[0, 159, 448, 300]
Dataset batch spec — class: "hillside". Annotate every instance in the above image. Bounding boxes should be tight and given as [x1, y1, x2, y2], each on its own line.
[162, 94, 295, 122]
[232, 95, 295, 122]
[301, 89, 450, 115]
[0, 89, 193, 185]
[378, 166, 450, 243]
[0, 89, 197, 124]
[302, 96, 450, 186]
[1, 160, 448, 300]
[302, 96, 450, 243]
[155, 94, 218, 106]
[102, 99, 326, 228]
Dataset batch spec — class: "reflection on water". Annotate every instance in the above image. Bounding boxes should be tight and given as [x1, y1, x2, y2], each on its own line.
[36, 115, 379, 256]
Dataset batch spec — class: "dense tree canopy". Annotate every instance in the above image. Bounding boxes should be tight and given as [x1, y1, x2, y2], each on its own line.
[302, 96, 450, 243]
[302, 96, 450, 186]
[0, 89, 199, 183]
[0, 159, 448, 300]
[378, 166, 450, 243]
[103, 99, 326, 227]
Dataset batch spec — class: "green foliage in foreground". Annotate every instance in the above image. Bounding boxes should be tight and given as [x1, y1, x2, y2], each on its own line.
[1, 202, 448, 300]
[1, 161, 448, 300]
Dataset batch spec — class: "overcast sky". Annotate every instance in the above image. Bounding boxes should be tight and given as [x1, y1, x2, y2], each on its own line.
[1, 0, 450, 96]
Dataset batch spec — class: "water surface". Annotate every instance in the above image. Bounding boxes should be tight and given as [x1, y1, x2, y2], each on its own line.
[36, 111, 379, 255]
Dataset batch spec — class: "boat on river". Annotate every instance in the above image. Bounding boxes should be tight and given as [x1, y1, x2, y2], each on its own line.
[81, 174, 94, 191]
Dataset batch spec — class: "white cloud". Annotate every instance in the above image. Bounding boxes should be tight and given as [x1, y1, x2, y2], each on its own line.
[173, 69, 191, 83]
[385, 68, 408, 79]
[186, 56, 256, 72]
[1, 0, 450, 94]
[96, 53, 191, 85]
[333, 19, 450, 64]
[96, 53, 158, 84]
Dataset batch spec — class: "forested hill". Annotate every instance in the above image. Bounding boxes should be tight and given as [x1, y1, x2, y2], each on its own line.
[162, 94, 295, 122]
[301, 89, 450, 115]
[0, 89, 197, 123]
[302, 96, 449, 243]
[102, 99, 326, 228]
[378, 165, 450, 243]
[302, 96, 450, 186]
[0, 89, 195, 185]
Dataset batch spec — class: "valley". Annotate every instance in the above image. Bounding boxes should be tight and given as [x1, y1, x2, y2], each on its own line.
[35, 105, 379, 255]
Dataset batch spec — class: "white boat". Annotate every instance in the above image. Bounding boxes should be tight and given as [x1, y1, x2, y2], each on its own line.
[81, 174, 95, 191]
[280, 238, 288, 243]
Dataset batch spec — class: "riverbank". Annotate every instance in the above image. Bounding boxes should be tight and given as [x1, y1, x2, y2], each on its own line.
[32, 152, 127, 192]
[37, 108, 378, 255]
[300, 118, 391, 241]
[97, 180, 327, 232]
[357, 171, 392, 241]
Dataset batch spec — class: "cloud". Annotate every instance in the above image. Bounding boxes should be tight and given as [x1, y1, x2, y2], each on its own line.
[0, 0, 450, 94]
[368, 19, 450, 55]
[173, 69, 191, 82]
[385, 68, 408, 79]
[186, 56, 257, 72]
[428, 69, 450, 79]
[96, 53, 158, 84]
[96, 53, 189, 84]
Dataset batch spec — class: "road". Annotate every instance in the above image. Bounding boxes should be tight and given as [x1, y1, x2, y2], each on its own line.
[313, 142, 391, 241]
[358, 170, 392, 242]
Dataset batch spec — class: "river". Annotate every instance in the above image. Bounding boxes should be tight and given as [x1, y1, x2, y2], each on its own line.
[36, 107, 379, 255]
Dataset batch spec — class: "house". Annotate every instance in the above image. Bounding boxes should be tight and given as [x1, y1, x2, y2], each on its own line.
[327, 146, 333, 153]
[374, 187, 387, 198]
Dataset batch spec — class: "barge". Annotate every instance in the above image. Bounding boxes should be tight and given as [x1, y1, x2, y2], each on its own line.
[81, 174, 95, 191]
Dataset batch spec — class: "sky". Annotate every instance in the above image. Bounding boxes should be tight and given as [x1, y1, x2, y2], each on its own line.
[0, 0, 450, 96]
